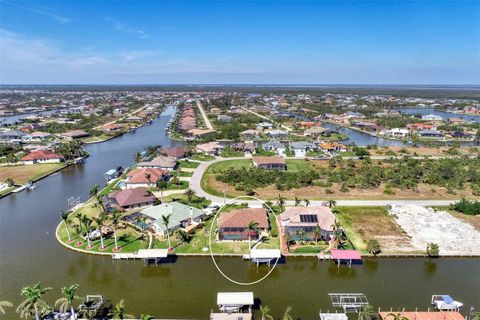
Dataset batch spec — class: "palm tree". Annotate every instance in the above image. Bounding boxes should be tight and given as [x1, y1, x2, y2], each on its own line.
[55, 284, 81, 320]
[294, 197, 301, 206]
[259, 305, 273, 320]
[282, 306, 293, 320]
[16, 282, 52, 320]
[135, 152, 142, 163]
[386, 313, 409, 320]
[313, 225, 322, 244]
[140, 315, 154, 320]
[295, 229, 306, 243]
[276, 194, 286, 210]
[471, 312, 480, 320]
[92, 212, 107, 250]
[247, 221, 259, 249]
[304, 199, 310, 207]
[61, 210, 72, 242]
[162, 214, 172, 249]
[81, 215, 93, 248]
[0, 301, 13, 315]
[358, 305, 378, 320]
[109, 300, 134, 320]
[111, 210, 123, 251]
[185, 188, 195, 203]
[327, 199, 337, 208]
[156, 179, 168, 202]
[144, 173, 152, 186]
[89, 184, 99, 205]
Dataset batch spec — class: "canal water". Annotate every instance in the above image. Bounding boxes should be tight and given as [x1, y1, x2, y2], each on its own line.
[394, 108, 480, 124]
[0, 106, 479, 319]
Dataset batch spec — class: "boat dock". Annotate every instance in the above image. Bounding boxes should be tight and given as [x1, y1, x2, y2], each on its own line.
[113, 249, 169, 265]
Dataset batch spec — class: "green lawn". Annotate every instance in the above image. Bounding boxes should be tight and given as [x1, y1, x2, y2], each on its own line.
[98, 178, 120, 196]
[292, 244, 328, 254]
[167, 180, 189, 190]
[173, 171, 193, 177]
[190, 154, 216, 161]
[162, 193, 212, 209]
[285, 159, 312, 172]
[0, 163, 67, 185]
[220, 150, 245, 158]
[201, 159, 251, 197]
[0, 187, 14, 197]
[178, 160, 201, 169]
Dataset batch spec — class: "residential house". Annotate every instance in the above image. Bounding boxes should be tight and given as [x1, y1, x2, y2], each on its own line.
[20, 150, 64, 165]
[256, 122, 273, 131]
[61, 130, 91, 140]
[22, 131, 52, 142]
[265, 129, 288, 139]
[218, 208, 269, 241]
[217, 115, 233, 123]
[103, 188, 157, 211]
[304, 127, 330, 137]
[124, 168, 168, 189]
[240, 129, 260, 139]
[421, 114, 443, 121]
[252, 156, 286, 170]
[448, 118, 465, 125]
[262, 141, 286, 156]
[0, 130, 25, 142]
[231, 142, 255, 154]
[344, 111, 366, 119]
[140, 202, 206, 237]
[385, 128, 409, 138]
[352, 121, 381, 133]
[319, 142, 347, 152]
[280, 206, 336, 241]
[196, 142, 224, 155]
[290, 141, 317, 157]
[419, 129, 444, 138]
[161, 146, 187, 159]
[138, 155, 177, 170]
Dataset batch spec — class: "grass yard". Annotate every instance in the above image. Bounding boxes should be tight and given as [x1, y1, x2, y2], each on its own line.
[220, 150, 245, 158]
[201, 159, 251, 197]
[0, 163, 67, 185]
[178, 160, 201, 169]
[98, 178, 120, 196]
[190, 154, 216, 161]
[335, 206, 415, 254]
[0, 187, 14, 197]
[167, 180, 189, 189]
[285, 159, 312, 172]
[162, 193, 212, 209]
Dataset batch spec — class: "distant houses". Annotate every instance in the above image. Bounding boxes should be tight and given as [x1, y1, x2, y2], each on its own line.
[61, 130, 91, 140]
[196, 142, 224, 155]
[138, 155, 177, 170]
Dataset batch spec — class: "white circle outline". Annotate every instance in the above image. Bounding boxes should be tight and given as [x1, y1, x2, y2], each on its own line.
[208, 195, 281, 286]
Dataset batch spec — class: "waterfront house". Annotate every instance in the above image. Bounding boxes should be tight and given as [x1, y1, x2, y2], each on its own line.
[352, 121, 381, 133]
[140, 202, 206, 237]
[280, 206, 336, 241]
[240, 129, 260, 139]
[22, 131, 52, 142]
[319, 142, 347, 152]
[138, 155, 177, 170]
[187, 128, 216, 139]
[344, 111, 366, 119]
[104, 188, 157, 211]
[0, 130, 25, 142]
[161, 146, 187, 159]
[126, 115, 143, 122]
[231, 142, 255, 154]
[448, 118, 465, 125]
[61, 130, 91, 140]
[419, 129, 444, 138]
[262, 141, 286, 156]
[218, 208, 269, 241]
[252, 156, 286, 170]
[196, 141, 224, 155]
[385, 128, 409, 138]
[124, 168, 169, 189]
[290, 141, 317, 157]
[304, 127, 330, 137]
[20, 150, 64, 165]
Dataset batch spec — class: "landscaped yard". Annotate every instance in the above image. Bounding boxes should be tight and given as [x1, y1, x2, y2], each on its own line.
[0, 163, 67, 185]
[178, 160, 201, 169]
[335, 206, 415, 254]
[220, 149, 245, 158]
[285, 159, 312, 172]
[190, 154, 216, 161]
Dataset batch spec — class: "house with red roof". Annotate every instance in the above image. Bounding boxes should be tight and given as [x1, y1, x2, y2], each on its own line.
[21, 150, 64, 165]
[103, 188, 157, 210]
[124, 168, 169, 189]
[218, 208, 269, 241]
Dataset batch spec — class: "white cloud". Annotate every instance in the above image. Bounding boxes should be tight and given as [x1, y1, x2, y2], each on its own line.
[2, 1, 72, 24]
[104, 17, 149, 39]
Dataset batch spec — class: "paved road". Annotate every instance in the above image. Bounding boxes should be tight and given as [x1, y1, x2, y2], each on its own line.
[196, 100, 213, 130]
[189, 157, 460, 207]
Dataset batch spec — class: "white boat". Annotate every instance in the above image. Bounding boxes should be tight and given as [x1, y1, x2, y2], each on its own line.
[431, 295, 463, 311]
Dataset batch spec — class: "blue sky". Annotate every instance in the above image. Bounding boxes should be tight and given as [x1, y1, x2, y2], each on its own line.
[0, 0, 479, 84]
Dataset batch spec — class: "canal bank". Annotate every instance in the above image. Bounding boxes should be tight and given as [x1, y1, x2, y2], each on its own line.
[0, 106, 479, 319]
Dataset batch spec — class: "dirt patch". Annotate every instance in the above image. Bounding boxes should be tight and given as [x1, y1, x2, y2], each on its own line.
[449, 211, 480, 231]
[0, 163, 66, 185]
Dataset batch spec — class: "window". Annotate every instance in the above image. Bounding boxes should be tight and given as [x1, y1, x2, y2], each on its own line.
[299, 214, 318, 223]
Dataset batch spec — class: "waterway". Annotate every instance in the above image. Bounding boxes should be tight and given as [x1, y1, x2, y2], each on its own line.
[0, 106, 479, 319]
[394, 108, 480, 123]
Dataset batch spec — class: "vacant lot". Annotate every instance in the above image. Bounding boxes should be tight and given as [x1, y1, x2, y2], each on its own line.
[0, 163, 66, 185]
[336, 206, 415, 254]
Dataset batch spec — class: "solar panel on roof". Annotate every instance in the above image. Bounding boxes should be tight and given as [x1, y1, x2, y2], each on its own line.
[300, 214, 318, 223]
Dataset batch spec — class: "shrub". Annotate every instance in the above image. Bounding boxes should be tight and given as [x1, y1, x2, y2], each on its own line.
[367, 239, 381, 256]
[450, 198, 480, 215]
[426, 243, 440, 257]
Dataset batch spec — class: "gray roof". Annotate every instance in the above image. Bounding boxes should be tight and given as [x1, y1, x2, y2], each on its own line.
[290, 141, 317, 149]
[140, 202, 205, 232]
[263, 141, 285, 149]
[0, 130, 25, 138]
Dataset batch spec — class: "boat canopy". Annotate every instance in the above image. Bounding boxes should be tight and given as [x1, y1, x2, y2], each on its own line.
[136, 249, 169, 258]
[319, 313, 349, 320]
[217, 292, 254, 306]
[249, 249, 281, 259]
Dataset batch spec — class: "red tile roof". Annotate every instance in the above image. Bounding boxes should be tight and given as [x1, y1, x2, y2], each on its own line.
[218, 208, 268, 229]
[252, 156, 285, 165]
[126, 168, 167, 184]
[21, 150, 64, 161]
[108, 188, 157, 207]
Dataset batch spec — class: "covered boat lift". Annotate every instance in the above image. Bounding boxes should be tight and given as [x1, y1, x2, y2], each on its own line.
[329, 293, 369, 313]
[244, 249, 281, 266]
[319, 313, 349, 320]
[113, 249, 169, 265]
[216, 292, 254, 313]
[330, 249, 362, 267]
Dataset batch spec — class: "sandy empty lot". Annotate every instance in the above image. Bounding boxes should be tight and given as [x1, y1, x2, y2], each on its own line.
[389, 204, 480, 255]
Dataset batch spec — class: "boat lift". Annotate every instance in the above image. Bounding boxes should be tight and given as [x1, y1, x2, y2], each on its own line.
[431, 295, 463, 311]
[328, 293, 369, 313]
[243, 249, 281, 266]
